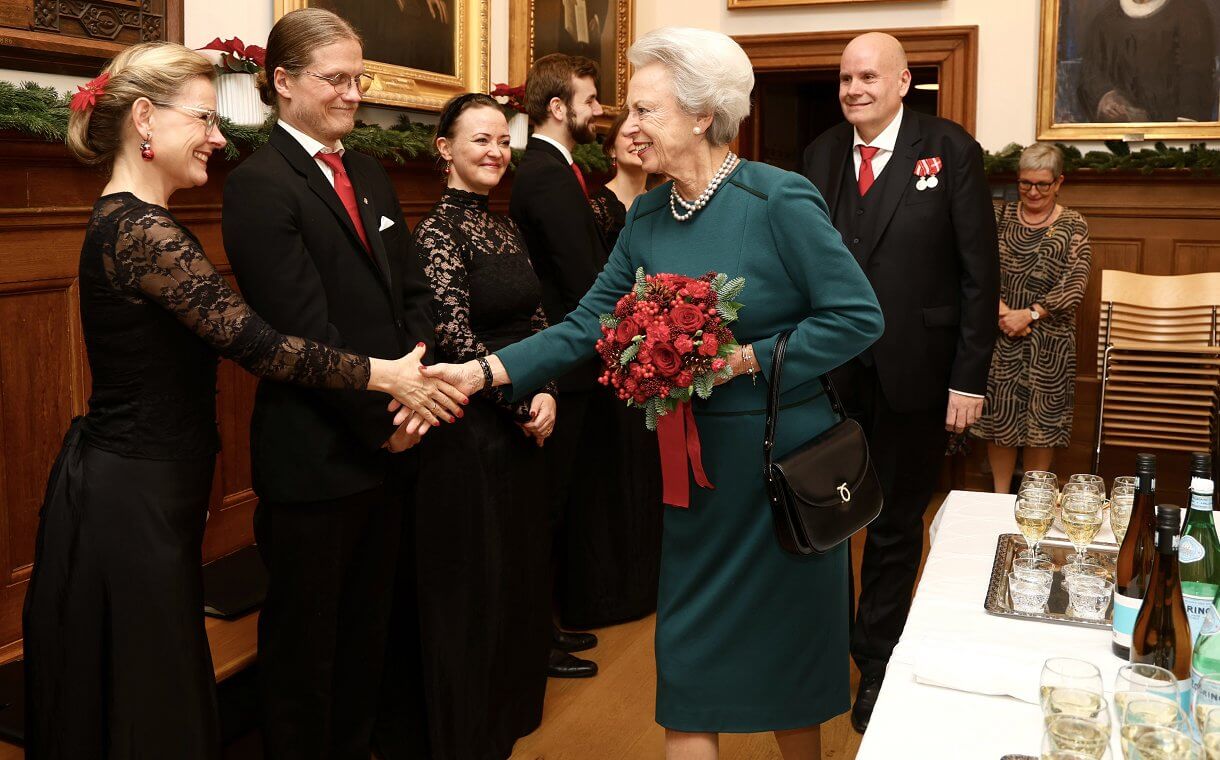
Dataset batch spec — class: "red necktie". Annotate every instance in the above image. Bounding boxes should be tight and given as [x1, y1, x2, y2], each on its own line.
[858, 145, 881, 196]
[316, 151, 370, 251]
[570, 161, 589, 197]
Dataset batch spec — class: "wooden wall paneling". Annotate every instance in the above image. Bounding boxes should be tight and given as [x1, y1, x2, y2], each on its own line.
[1175, 244, 1220, 276]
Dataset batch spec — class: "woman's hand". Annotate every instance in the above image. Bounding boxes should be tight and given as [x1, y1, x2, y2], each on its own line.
[998, 299, 1011, 316]
[713, 343, 759, 387]
[519, 393, 557, 447]
[998, 308, 1034, 338]
[370, 344, 468, 426]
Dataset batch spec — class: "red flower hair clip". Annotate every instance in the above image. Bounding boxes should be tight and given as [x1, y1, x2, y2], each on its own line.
[70, 72, 111, 113]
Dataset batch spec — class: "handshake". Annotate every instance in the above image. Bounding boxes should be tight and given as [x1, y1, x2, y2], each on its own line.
[372, 347, 556, 452]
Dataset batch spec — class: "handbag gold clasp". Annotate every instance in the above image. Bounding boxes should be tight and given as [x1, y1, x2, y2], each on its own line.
[837, 482, 852, 502]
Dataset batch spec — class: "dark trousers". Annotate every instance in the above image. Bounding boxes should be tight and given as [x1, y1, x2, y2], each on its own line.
[255, 479, 404, 760]
[834, 359, 948, 679]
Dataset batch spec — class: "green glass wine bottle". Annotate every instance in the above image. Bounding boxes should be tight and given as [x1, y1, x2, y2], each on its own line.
[1180, 453, 1217, 644]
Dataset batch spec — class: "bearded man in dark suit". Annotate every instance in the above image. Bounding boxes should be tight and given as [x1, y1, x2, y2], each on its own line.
[802, 31, 999, 735]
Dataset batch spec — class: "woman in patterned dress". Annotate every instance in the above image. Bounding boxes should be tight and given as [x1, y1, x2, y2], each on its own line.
[972, 143, 1092, 492]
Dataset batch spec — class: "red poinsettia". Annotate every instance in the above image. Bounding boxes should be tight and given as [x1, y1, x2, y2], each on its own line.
[490, 83, 527, 113]
[199, 37, 266, 75]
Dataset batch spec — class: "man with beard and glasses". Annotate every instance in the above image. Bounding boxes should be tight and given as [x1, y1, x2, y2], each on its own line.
[510, 52, 605, 679]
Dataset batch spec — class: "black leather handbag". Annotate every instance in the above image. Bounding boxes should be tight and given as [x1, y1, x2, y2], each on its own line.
[763, 330, 883, 555]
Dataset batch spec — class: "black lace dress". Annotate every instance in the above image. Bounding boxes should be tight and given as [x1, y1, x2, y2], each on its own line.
[589, 183, 627, 248]
[23, 193, 373, 759]
[411, 188, 555, 760]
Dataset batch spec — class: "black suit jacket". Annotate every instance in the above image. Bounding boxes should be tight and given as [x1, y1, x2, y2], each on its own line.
[223, 125, 434, 503]
[802, 109, 999, 413]
[509, 137, 608, 391]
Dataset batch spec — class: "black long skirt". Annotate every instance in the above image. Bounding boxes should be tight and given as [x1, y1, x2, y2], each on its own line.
[557, 396, 663, 629]
[413, 402, 551, 760]
[23, 421, 220, 759]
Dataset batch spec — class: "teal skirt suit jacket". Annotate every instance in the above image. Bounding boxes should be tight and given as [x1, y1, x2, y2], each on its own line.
[497, 160, 884, 732]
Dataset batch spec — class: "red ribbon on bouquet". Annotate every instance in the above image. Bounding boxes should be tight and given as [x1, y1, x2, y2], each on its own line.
[656, 402, 714, 508]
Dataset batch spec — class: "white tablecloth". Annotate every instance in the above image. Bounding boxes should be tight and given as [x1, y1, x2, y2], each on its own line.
[857, 490, 1128, 759]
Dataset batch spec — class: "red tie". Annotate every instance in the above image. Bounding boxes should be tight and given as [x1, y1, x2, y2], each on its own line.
[858, 145, 881, 196]
[315, 151, 370, 250]
[570, 161, 589, 197]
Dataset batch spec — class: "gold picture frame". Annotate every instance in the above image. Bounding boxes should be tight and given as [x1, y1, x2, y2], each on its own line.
[275, 0, 489, 112]
[1037, 0, 1220, 141]
[728, 0, 928, 8]
[508, 0, 634, 115]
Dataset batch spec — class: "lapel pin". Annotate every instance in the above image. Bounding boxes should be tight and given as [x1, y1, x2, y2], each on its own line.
[914, 157, 943, 191]
[363, 197, 369, 204]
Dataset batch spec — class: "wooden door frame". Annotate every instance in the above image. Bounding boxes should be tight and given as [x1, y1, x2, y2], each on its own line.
[732, 26, 979, 158]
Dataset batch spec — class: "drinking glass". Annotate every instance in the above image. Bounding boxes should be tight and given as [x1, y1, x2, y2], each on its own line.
[1062, 499, 1105, 563]
[1111, 486, 1135, 544]
[1202, 709, 1220, 759]
[1114, 665, 1180, 723]
[1130, 726, 1201, 759]
[1121, 698, 1194, 759]
[1069, 473, 1107, 490]
[1043, 714, 1111, 759]
[1043, 658, 1105, 711]
[1014, 557, 1056, 584]
[1017, 495, 1056, 563]
[1009, 571, 1052, 612]
[1113, 475, 1137, 495]
[1196, 676, 1220, 735]
[1068, 580, 1113, 621]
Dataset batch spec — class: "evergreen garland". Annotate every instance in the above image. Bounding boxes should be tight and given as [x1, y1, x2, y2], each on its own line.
[0, 81, 611, 172]
[2, 81, 1212, 176]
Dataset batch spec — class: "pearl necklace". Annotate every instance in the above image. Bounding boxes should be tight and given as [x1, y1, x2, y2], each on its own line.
[670, 152, 740, 222]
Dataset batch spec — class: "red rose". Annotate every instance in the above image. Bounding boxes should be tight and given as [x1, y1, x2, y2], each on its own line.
[652, 342, 682, 376]
[711, 358, 727, 371]
[676, 371, 694, 387]
[670, 303, 705, 332]
[699, 334, 720, 356]
[674, 334, 695, 354]
[615, 318, 640, 345]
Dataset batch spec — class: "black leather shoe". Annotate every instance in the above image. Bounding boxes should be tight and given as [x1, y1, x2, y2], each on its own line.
[547, 649, 598, 678]
[552, 627, 598, 653]
[851, 672, 883, 734]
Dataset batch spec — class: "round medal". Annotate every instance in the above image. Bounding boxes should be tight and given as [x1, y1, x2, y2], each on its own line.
[915, 177, 928, 191]
[926, 175, 939, 189]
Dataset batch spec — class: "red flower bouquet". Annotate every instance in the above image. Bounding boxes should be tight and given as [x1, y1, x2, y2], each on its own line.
[199, 37, 267, 75]
[596, 268, 746, 507]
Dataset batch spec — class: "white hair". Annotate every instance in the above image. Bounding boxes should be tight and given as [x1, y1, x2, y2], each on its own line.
[628, 27, 754, 146]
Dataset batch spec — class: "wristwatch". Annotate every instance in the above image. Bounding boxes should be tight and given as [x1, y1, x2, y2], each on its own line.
[1029, 308, 1040, 322]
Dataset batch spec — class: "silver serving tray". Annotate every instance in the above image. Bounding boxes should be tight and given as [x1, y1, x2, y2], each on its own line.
[983, 533, 1119, 630]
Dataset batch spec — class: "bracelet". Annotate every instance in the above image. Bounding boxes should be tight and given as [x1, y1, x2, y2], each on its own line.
[742, 344, 757, 386]
[475, 356, 493, 391]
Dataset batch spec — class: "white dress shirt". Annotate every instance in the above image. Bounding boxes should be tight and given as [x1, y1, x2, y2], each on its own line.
[851, 105, 903, 181]
[278, 119, 346, 188]
[531, 133, 574, 165]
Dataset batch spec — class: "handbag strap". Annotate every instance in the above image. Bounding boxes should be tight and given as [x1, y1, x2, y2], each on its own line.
[763, 330, 848, 468]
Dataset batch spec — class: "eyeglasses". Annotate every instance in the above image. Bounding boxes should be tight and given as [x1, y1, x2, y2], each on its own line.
[1018, 179, 1057, 193]
[152, 102, 221, 136]
[303, 70, 375, 95]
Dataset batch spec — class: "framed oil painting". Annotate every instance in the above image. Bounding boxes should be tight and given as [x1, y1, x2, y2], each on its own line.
[727, 0, 930, 9]
[508, 0, 633, 115]
[1037, 0, 1220, 140]
[275, 0, 489, 111]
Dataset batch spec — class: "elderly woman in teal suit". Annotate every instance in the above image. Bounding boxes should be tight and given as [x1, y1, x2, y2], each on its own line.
[419, 27, 884, 760]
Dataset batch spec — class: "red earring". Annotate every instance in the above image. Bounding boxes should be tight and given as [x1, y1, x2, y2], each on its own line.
[140, 134, 154, 161]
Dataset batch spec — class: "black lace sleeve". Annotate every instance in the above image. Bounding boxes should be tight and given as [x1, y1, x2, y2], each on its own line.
[108, 205, 371, 389]
[416, 216, 534, 421]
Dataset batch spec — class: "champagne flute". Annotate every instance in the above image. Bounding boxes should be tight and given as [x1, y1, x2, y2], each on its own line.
[1016, 495, 1056, 563]
[1111, 486, 1135, 544]
[1043, 714, 1111, 759]
[1063, 500, 1105, 564]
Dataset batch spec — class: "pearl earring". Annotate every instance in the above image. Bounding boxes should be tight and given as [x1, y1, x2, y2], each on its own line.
[693, 127, 702, 135]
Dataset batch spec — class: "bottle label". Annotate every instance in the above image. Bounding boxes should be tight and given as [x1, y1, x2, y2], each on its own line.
[1112, 591, 1143, 648]
[1185, 592, 1216, 644]
[1182, 535, 1207, 563]
[1194, 663, 1220, 699]
[1176, 676, 1194, 716]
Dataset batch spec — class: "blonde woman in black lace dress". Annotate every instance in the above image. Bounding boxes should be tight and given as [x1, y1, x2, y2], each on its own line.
[404, 94, 557, 759]
[972, 144, 1092, 493]
[25, 42, 463, 759]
